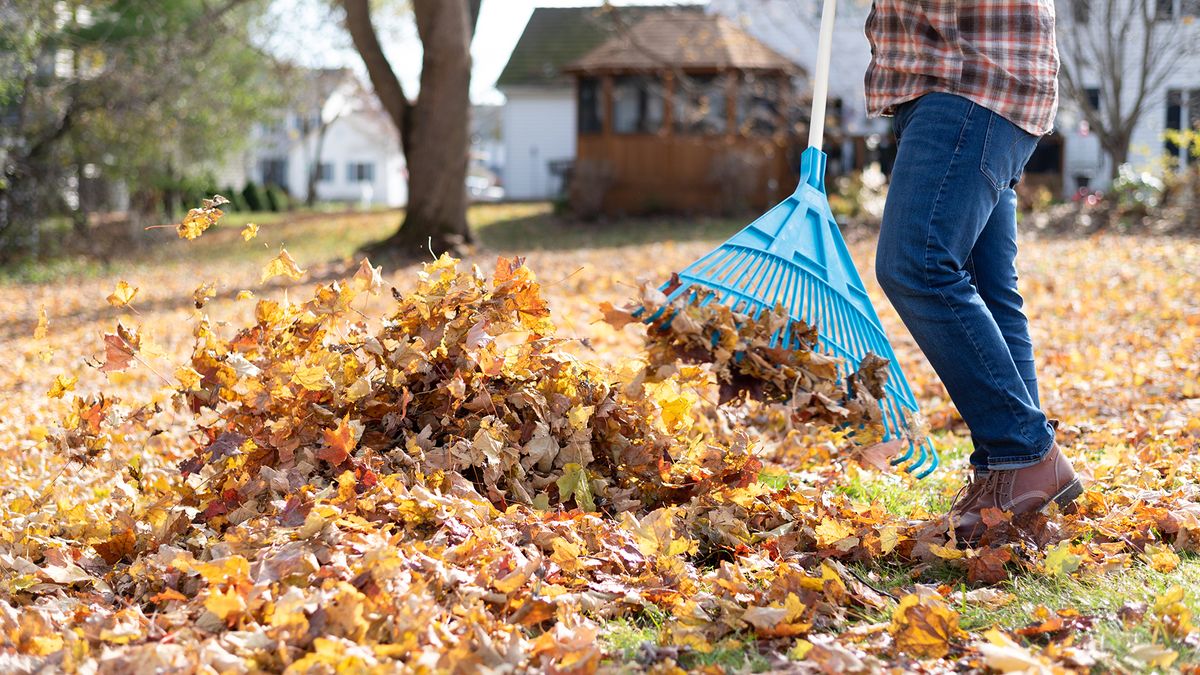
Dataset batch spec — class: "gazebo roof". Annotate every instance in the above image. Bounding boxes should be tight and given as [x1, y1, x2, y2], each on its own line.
[565, 13, 799, 74]
[497, 5, 704, 89]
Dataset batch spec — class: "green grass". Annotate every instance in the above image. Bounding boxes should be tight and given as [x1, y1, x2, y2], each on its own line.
[2, 202, 746, 285]
[849, 556, 1200, 669]
[600, 616, 773, 673]
[609, 433, 1200, 672]
[473, 203, 744, 252]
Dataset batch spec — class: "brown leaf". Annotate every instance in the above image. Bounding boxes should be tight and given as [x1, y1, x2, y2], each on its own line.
[318, 416, 357, 465]
[100, 323, 140, 373]
[93, 528, 136, 565]
[967, 546, 1012, 584]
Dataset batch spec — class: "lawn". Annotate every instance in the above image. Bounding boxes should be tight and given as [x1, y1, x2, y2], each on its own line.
[1, 203, 1198, 672]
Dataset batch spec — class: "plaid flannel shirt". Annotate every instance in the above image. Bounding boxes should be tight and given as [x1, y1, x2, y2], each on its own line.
[864, 0, 1060, 136]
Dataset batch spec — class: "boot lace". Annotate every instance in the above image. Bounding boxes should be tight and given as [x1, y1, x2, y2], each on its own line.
[950, 469, 996, 515]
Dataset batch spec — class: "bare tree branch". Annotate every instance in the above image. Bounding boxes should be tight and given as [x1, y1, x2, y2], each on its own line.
[340, 0, 413, 156]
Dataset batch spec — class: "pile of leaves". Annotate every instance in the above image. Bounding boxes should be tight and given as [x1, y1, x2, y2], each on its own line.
[2, 212, 1200, 672]
[602, 277, 898, 440]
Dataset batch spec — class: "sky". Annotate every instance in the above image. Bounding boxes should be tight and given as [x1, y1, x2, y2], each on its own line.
[259, 0, 702, 106]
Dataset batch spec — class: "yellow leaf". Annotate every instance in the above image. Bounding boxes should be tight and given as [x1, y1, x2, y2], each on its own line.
[352, 257, 383, 294]
[175, 366, 202, 391]
[889, 593, 964, 659]
[205, 587, 246, 622]
[567, 405, 594, 431]
[188, 555, 251, 585]
[47, 374, 77, 399]
[788, 638, 813, 660]
[1042, 541, 1082, 576]
[978, 628, 1047, 673]
[929, 543, 966, 560]
[192, 282, 216, 309]
[241, 222, 259, 241]
[556, 463, 595, 511]
[176, 195, 227, 239]
[645, 380, 696, 432]
[814, 518, 854, 548]
[34, 305, 49, 340]
[550, 537, 583, 573]
[261, 248, 306, 283]
[26, 635, 64, 656]
[1143, 543, 1180, 573]
[879, 524, 900, 554]
[293, 364, 331, 391]
[236, 290, 255, 301]
[106, 280, 139, 308]
[1127, 643, 1178, 669]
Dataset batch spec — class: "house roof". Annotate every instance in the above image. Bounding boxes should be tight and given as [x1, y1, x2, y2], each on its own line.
[496, 5, 703, 89]
[565, 13, 798, 74]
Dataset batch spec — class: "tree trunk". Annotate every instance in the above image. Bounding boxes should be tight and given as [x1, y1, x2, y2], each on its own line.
[305, 126, 326, 209]
[343, 0, 475, 259]
[1106, 139, 1129, 182]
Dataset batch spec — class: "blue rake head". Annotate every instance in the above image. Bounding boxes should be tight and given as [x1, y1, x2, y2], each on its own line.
[636, 147, 938, 478]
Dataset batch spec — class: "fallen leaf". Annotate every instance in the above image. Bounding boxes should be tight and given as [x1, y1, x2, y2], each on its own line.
[261, 248, 306, 284]
[106, 280, 139, 308]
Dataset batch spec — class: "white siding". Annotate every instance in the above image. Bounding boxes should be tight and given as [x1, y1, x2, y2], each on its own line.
[501, 87, 576, 200]
[1055, 3, 1200, 193]
[714, 0, 1200, 197]
[710, 0, 885, 139]
[304, 112, 407, 207]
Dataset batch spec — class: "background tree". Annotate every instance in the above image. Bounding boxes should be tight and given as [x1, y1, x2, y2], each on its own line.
[0, 0, 279, 260]
[1056, 0, 1197, 178]
[341, 0, 482, 258]
[274, 66, 356, 209]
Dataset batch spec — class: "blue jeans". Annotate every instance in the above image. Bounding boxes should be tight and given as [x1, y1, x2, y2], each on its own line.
[875, 93, 1055, 470]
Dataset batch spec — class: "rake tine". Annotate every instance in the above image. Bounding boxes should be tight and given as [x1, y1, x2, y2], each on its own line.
[911, 439, 939, 479]
[901, 439, 929, 475]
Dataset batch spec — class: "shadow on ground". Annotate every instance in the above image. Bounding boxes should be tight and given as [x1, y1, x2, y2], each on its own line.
[473, 208, 749, 252]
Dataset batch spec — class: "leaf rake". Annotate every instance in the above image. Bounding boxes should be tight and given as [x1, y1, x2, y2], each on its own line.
[637, 0, 938, 477]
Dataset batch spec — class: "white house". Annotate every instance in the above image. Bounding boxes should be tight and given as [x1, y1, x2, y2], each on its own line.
[222, 69, 408, 208]
[497, 5, 704, 200]
[1054, 0, 1200, 192]
[711, 0, 1200, 196]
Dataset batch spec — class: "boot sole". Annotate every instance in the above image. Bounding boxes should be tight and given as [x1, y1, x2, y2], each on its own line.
[1040, 478, 1083, 514]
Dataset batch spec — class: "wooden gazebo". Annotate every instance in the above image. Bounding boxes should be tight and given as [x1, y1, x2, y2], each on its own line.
[563, 13, 803, 216]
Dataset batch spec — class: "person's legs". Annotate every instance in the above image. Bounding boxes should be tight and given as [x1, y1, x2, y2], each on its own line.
[875, 92, 1054, 471]
[965, 188, 1041, 409]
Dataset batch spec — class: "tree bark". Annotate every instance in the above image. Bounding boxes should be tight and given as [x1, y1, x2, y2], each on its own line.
[342, 0, 476, 259]
[305, 122, 330, 208]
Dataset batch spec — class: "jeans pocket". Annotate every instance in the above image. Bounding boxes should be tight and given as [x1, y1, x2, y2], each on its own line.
[980, 113, 1039, 191]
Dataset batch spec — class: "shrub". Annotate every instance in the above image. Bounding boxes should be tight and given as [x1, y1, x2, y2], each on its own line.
[568, 159, 614, 220]
[241, 181, 265, 212]
[264, 185, 289, 212]
[222, 186, 247, 212]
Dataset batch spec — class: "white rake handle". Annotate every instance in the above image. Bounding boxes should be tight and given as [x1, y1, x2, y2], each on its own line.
[808, 0, 837, 151]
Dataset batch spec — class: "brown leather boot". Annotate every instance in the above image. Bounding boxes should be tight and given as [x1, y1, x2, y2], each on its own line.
[950, 443, 1082, 545]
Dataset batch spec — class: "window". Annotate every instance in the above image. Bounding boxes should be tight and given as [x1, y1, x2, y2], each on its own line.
[1084, 87, 1101, 113]
[1164, 89, 1200, 165]
[348, 162, 375, 182]
[1070, 0, 1090, 22]
[612, 76, 663, 134]
[317, 162, 333, 182]
[736, 73, 786, 135]
[1157, 0, 1200, 18]
[259, 158, 288, 189]
[577, 77, 603, 134]
[675, 75, 727, 135]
